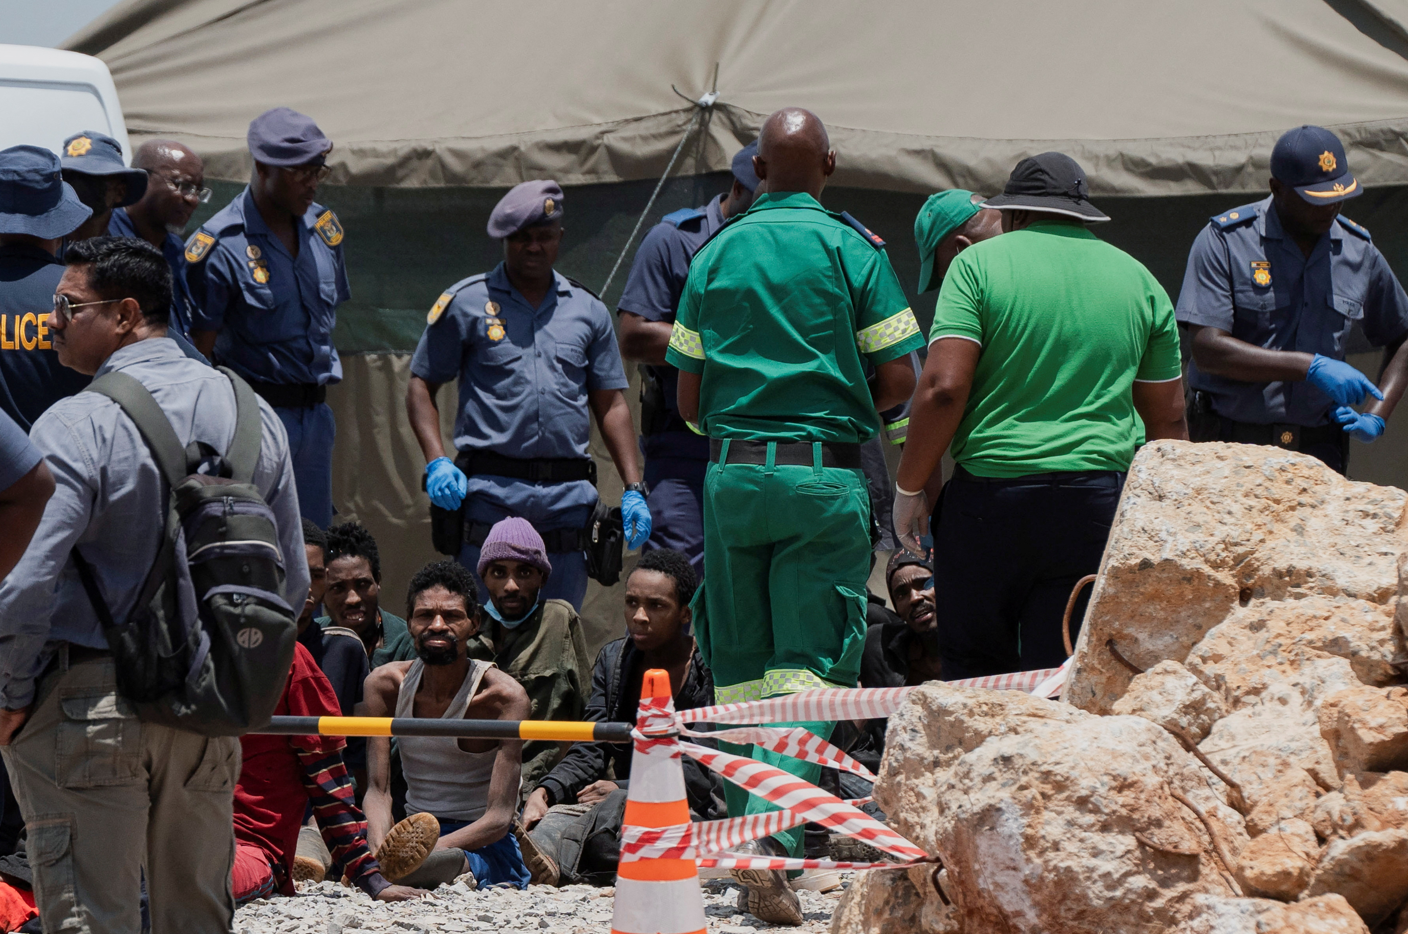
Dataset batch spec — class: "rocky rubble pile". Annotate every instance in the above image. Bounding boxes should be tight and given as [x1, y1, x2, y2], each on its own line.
[837, 441, 1408, 933]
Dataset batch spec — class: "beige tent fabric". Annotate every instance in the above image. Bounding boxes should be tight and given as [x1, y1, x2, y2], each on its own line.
[69, 0, 1408, 195]
[328, 353, 634, 661]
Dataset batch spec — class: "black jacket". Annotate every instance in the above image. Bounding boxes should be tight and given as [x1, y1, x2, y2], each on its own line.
[535, 637, 718, 817]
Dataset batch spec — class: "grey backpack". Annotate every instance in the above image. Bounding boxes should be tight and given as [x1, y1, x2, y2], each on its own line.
[71, 367, 297, 736]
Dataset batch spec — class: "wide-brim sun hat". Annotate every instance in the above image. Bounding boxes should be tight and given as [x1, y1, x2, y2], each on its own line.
[0, 144, 94, 239]
[981, 151, 1110, 223]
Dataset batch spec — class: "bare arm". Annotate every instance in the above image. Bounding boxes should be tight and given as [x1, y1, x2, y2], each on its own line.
[895, 338, 981, 493]
[0, 460, 53, 581]
[588, 388, 641, 485]
[1187, 324, 1312, 383]
[618, 312, 671, 366]
[191, 329, 217, 359]
[360, 666, 402, 853]
[437, 673, 530, 853]
[871, 355, 917, 414]
[1367, 336, 1408, 421]
[406, 376, 448, 464]
[677, 370, 701, 425]
[1133, 379, 1189, 441]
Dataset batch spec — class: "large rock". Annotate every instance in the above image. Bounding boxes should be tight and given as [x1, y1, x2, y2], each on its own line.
[1258, 895, 1371, 934]
[1233, 826, 1317, 900]
[1111, 659, 1226, 742]
[1063, 441, 1407, 715]
[1314, 772, 1408, 840]
[830, 866, 958, 934]
[1305, 828, 1408, 925]
[1319, 684, 1408, 774]
[876, 684, 1247, 934]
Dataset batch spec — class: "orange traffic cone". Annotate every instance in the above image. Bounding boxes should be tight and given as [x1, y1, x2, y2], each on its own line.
[611, 668, 707, 934]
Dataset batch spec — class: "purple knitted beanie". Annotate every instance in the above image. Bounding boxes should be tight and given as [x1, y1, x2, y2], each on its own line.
[477, 516, 552, 578]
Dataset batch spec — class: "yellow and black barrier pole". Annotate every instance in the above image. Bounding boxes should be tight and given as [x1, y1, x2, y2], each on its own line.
[254, 716, 634, 743]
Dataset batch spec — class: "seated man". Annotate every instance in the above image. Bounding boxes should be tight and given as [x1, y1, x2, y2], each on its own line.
[521, 549, 717, 886]
[468, 518, 591, 792]
[363, 560, 532, 890]
[319, 521, 417, 666]
[232, 641, 423, 904]
[296, 519, 369, 717]
[869, 552, 942, 687]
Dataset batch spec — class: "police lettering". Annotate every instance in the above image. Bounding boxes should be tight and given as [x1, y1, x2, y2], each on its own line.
[0, 314, 52, 351]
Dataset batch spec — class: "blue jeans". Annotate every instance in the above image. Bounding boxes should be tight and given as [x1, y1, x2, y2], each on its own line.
[436, 818, 530, 889]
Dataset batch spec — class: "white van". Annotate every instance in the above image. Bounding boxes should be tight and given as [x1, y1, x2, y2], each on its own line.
[0, 43, 129, 159]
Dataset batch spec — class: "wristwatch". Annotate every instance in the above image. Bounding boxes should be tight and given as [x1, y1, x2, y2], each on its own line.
[623, 481, 650, 497]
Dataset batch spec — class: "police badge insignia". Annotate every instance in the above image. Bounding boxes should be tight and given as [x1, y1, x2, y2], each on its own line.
[246, 245, 261, 260]
[66, 136, 92, 157]
[314, 210, 344, 247]
[485, 301, 500, 316]
[250, 261, 270, 285]
[1319, 151, 1337, 173]
[427, 292, 453, 325]
[487, 323, 506, 341]
[1251, 261, 1272, 288]
[185, 231, 216, 263]
[544, 198, 555, 216]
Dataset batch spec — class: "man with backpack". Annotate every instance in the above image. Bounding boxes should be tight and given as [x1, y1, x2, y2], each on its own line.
[0, 237, 307, 933]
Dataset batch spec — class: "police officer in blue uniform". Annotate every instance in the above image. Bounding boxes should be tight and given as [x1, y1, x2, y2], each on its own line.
[1177, 125, 1408, 473]
[616, 143, 758, 573]
[407, 181, 651, 610]
[0, 146, 93, 431]
[58, 131, 147, 244]
[186, 108, 349, 525]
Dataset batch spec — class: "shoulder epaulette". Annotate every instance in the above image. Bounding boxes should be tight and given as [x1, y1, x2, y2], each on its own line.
[566, 277, 603, 301]
[661, 206, 708, 229]
[1337, 215, 1372, 241]
[425, 274, 489, 325]
[1209, 205, 1259, 231]
[839, 211, 886, 248]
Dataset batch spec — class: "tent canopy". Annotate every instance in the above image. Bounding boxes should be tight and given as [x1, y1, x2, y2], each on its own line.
[68, 0, 1408, 196]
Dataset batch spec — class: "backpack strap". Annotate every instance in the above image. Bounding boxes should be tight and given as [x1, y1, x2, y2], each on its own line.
[220, 368, 262, 484]
[84, 372, 188, 489]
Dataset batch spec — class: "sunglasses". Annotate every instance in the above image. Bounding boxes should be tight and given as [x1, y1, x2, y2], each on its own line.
[285, 164, 331, 183]
[52, 295, 124, 325]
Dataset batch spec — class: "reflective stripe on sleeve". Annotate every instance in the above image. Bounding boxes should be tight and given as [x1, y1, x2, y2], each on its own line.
[883, 416, 909, 445]
[856, 308, 920, 355]
[714, 679, 765, 704]
[668, 321, 705, 360]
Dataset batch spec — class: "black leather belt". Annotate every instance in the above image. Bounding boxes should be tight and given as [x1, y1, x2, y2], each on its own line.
[456, 451, 597, 485]
[246, 380, 326, 409]
[1218, 418, 1344, 451]
[709, 439, 863, 469]
[464, 519, 585, 553]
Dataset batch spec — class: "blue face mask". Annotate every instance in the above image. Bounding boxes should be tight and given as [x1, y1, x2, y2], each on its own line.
[483, 598, 539, 629]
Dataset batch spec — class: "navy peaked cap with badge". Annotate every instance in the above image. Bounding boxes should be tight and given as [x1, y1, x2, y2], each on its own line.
[1271, 125, 1361, 204]
[60, 131, 147, 205]
[247, 107, 332, 167]
[731, 141, 760, 192]
[0, 145, 92, 239]
[487, 180, 564, 238]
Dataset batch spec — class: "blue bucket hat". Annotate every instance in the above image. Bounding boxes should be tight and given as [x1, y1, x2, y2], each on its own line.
[60, 132, 147, 206]
[0, 145, 93, 239]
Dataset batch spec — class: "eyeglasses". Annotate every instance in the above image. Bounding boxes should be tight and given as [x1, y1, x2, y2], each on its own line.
[285, 164, 332, 183]
[52, 295, 123, 325]
[151, 172, 212, 203]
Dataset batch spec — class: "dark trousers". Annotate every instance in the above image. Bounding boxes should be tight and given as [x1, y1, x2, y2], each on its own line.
[931, 467, 1125, 680]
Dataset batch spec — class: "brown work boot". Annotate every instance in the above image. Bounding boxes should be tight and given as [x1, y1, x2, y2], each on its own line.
[730, 838, 803, 926]
[374, 812, 440, 882]
[514, 817, 560, 886]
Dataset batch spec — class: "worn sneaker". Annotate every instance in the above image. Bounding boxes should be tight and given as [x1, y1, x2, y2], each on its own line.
[731, 838, 803, 927]
[293, 824, 331, 883]
[291, 855, 326, 883]
[790, 868, 842, 893]
[374, 812, 440, 882]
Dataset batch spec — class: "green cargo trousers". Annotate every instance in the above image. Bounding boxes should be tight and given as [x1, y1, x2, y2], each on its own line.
[693, 442, 871, 858]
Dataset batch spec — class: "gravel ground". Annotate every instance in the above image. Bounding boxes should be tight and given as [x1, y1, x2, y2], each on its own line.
[233, 877, 843, 934]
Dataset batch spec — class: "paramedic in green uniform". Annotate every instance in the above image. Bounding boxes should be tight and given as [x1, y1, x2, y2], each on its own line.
[665, 108, 923, 926]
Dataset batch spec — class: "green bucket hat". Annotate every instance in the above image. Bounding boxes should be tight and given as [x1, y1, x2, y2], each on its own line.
[914, 190, 982, 293]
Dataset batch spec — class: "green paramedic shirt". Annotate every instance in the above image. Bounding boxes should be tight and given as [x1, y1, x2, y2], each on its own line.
[664, 191, 923, 442]
[930, 220, 1182, 477]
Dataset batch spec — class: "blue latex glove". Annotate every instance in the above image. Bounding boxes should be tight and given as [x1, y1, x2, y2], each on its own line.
[622, 490, 652, 550]
[1307, 354, 1384, 406]
[1333, 405, 1386, 443]
[425, 456, 468, 510]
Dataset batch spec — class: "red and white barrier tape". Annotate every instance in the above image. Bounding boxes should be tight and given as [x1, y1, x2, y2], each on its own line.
[682, 724, 878, 782]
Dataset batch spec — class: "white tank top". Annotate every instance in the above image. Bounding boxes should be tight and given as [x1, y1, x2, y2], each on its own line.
[396, 658, 502, 822]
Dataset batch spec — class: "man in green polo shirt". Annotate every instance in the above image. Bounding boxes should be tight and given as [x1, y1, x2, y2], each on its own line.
[665, 107, 921, 925]
[894, 152, 1187, 680]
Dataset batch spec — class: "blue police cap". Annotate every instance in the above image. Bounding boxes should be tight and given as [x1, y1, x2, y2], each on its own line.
[60, 131, 147, 206]
[1271, 125, 1361, 204]
[247, 107, 332, 167]
[0, 145, 92, 239]
[487, 180, 564, 238]
[731, 140, 760, 192]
